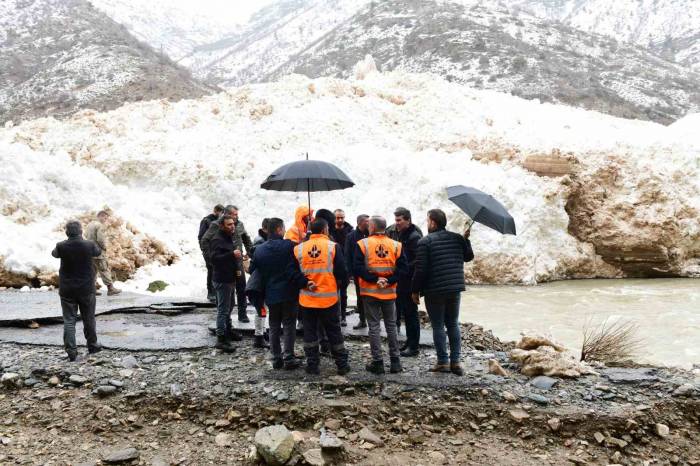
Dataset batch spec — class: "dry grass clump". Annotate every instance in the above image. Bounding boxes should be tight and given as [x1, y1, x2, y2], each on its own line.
[580, 318, 643, 364]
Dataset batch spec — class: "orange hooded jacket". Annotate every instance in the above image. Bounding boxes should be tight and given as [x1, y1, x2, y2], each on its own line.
[284, 205, 313, 244]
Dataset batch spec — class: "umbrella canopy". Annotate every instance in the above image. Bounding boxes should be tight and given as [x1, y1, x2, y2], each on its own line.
[446, 185, 516, 235]
[261, 160, 354, 192]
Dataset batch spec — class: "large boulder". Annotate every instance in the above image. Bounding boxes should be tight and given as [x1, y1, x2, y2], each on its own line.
[254, 425, 295, 466]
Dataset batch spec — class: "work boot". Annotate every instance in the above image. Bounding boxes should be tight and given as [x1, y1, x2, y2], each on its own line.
[399, 342, 408, 352]
[284, 359, 300, 371]
[226, 329, 243, 342]
[320, 342, 331, 357]
[365, 360, 385, 375]
[390, 357, 403, 374]
[400, 348, 419, 358]
[336, 364, 351, 376]
[88, 344, 102, 355]
[429, 363, 450, 373]
[253, 335, 268, 349]
[238, 312, 250, 323]
[305, 365, 320, 375]
[95, 291, 102, 296]
[215, 336, 236, 353]
[450, 363, 464, 376]
[107, 286, 122, 296]
[67, 351, 77, 362]
[353, 321, 367, 330]
[272, 359, 284, 370]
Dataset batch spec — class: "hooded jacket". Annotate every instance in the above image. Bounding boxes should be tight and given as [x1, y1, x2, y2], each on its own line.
[248, 233, 300, 305]
[284, 205, 313, 244]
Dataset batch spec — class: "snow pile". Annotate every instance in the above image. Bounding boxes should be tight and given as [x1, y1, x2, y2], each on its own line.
[0, 68, 698, 296]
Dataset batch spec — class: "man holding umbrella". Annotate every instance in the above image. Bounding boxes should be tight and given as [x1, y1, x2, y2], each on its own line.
[411, 209, 474, 376]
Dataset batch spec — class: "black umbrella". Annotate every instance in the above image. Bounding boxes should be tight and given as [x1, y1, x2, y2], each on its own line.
[446, 185, 516, 235]
[261, 154, 354, 220]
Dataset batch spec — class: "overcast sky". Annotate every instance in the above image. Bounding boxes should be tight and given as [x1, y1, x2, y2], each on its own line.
[168, 0, 278, 25]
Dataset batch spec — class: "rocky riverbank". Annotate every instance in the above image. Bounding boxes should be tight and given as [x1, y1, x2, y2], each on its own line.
[1, 328, 699, 465]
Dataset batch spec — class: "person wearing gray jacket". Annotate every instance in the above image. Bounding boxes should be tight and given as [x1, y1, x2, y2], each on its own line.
[85, 210, 121, 296]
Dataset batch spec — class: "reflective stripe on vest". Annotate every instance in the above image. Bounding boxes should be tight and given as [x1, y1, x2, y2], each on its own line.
[295, 236, 338, 308]
[358, 235, 402, 300]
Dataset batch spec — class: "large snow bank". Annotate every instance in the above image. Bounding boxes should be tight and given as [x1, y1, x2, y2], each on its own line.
[1, 70, 698, 296]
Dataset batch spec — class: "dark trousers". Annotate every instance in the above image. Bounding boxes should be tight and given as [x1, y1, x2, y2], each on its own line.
[301, 303, 348, 369]
[203, 254, 214, 298]
[425, 292, 461, 364]
[235, 271, 247, 316]
[213, 281, 235, 337]
[268, 300, 298, 362]
[354, 279, 366, 323]
[60, 293, 98, 354]
[397, 291, 420, 350]
[339, 280, 348, 320]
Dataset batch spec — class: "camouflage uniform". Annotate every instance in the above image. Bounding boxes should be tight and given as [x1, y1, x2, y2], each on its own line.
[85, 220, 114, 287]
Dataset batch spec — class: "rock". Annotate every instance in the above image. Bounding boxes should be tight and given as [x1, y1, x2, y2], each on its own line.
[95, 385, 117, 397]
[526, 393, 549, 405]
[501, 391, 518, 402]
[672, 383, 695, 397]
[654, 423, 670, 438]
[547, 418, 561, 432]
[215, 433, 232, 447]
[170, 383, 183, 397]
[508, 409, 530, 423]
[302, 449, 325, 466]
[530, 376, 558, 390]
[0, 373, 20, 387]
[324, 419, 341, 431]
[23, 378, 39, 387]
[69, 375, 88, 386]
[48, 375, 61, 386]
[149, 456, 168, 466]
[118, 369, 134, 378]
[319, 430, 343, 450]
[358, 427, 384, 446]
[428, 451, 447, 463]
[120, 356, 139, 369]
[254, 425, 295, 466]
[488, 359, 508, 376]
[103, 447, 140, 464]
[407, 429, 425, 444]
[605, 436, 628, 449]
[109, 379, 124, 387]
[147, 280, 169, 293]
[322, 399, 351, 409]
[602, 368, 658, 384]
[594, 432, 605, 444]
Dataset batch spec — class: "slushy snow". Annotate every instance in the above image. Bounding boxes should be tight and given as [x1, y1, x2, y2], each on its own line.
[1, 67, 698, 296]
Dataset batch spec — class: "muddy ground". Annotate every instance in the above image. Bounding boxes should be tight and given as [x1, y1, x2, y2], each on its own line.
[1, 326, 699, 466]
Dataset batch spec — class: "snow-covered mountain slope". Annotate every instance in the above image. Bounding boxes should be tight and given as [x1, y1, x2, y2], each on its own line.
[0, 0, 216, 125]
[505, 0, 700, 71]
[1, 66, 698, 294]
[179, 0, 372, 86]
[88, 0, 238, 61]
[267, 0, 700, 124]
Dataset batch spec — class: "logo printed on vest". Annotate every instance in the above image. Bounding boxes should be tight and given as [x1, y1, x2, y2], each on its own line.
[308, 244, 321, 258]
[375, 244, 388, 258]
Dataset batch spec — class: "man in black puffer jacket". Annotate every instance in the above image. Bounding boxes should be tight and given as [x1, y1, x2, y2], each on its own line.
[411, 209, 474, 376]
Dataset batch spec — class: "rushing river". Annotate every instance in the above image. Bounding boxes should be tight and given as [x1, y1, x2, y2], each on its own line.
[459, 278, 700, 368]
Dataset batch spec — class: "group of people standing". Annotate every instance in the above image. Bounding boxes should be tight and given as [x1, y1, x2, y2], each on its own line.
[200, 203, 474, 376]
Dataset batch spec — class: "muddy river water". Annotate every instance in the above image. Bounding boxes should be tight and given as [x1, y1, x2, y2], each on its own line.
[459, 278, 699, 368]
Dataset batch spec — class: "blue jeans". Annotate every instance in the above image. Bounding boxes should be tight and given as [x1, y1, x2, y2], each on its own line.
[425, 292, 461, 364]
[213, 281, 235, 337]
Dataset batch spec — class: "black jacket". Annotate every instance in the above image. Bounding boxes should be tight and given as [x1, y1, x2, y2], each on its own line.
[251, 229, 268, 257]
[344, 227, 369, 277]
[353, 234, 409, 286]
[198, 213, 217, 242]
[388, 223, 422, 292]
[331, 222, 353, 250]
[248, 233, 300, 305]
[210, 229, 239, 283]
[411, 228, 474, 296]
[52, 236, 102, 297]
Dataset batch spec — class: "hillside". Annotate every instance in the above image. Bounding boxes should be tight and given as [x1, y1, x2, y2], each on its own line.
[0, 0, 216, 125]
[0, 66, 698, 292]
[266, 0, 700, 124]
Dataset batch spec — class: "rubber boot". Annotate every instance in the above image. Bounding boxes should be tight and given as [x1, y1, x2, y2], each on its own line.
[107, 285, 122, 296]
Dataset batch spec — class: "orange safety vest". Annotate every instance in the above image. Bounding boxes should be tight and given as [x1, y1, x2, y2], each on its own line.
[295, 234, 338, 308]
[358, 234, 402, 300]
